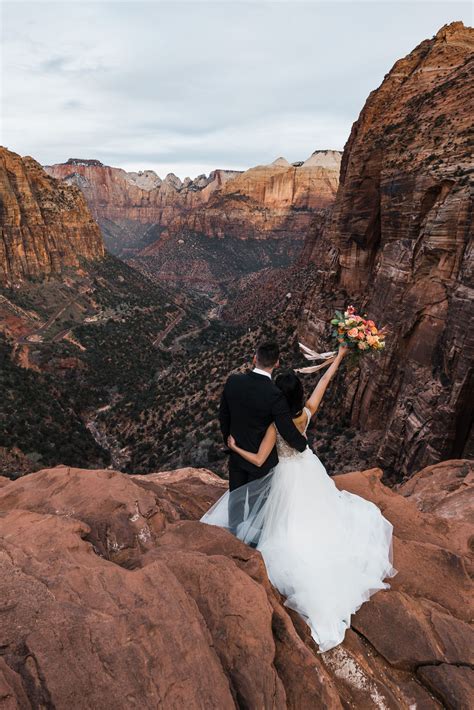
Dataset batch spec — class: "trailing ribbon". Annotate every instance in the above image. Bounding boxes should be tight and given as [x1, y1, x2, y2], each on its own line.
[294, 342, 337, 374]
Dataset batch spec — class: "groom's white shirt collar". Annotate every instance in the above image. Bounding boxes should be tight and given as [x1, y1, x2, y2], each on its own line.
[253, 367, 272, 379]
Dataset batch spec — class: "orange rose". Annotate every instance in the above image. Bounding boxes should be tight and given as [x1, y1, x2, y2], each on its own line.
[347, 327, 359, 338]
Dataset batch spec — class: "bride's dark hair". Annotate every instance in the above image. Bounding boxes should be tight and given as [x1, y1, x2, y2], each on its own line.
[275, 370, 305, 417]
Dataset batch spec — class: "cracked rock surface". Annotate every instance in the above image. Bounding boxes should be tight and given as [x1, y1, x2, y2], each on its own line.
[0, 461, 472, 708]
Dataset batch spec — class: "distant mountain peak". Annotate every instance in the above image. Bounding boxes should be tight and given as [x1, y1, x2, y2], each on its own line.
[163, 173, 183, 189]
[271, 157, 290, 167]
[66, 158, 104, 167]
[302, 150, 342, 170]
[124, 170, 162, 191]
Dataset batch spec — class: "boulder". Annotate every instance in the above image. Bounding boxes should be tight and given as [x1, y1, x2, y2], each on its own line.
[397, 459, 474, 525]
[417, 665, 474, 710]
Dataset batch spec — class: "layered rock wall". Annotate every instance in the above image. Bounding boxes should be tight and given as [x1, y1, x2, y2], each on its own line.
[0, 148, 104, 284]
[300, 22, 474, 476]
[45, 152, 341, 255]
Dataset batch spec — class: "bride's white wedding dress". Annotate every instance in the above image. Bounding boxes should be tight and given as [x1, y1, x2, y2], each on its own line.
[201, 407, 396, 652]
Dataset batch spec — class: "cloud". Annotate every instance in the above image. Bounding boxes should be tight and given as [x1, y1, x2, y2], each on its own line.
[1, 0, 472, 178]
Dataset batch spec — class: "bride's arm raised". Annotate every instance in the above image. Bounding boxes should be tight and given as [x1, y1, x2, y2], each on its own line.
[227, 424, 277, 468]
[306, 345, 347, 416]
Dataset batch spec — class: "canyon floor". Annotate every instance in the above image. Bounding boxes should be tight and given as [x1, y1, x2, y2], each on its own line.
[0, 459, 472, 709]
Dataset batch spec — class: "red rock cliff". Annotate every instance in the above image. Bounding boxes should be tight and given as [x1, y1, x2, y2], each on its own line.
[300, 22, 474, 477]
[45, 152, 341, 254]
[0, 148, 104, 284]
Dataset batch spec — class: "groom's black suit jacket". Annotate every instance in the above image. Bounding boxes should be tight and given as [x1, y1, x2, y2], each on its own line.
[219, 370, 307, 485]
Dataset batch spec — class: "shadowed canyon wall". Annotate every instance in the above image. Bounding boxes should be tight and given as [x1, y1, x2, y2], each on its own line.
[300, 22, 473, 477]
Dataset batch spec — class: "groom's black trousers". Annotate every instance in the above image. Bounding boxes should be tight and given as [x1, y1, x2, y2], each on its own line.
[229, 461, 252, 492]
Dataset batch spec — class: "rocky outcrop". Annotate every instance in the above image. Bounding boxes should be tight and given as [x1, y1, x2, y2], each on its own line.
[300, 22, 474, 478]
[0, 148, 104, 285]
[45, 152, 341, 257]
[0, 461, 472, 708]
[397, 459, 474, 524]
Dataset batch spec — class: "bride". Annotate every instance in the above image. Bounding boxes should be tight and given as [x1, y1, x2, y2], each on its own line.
[201, 345, 396, 652]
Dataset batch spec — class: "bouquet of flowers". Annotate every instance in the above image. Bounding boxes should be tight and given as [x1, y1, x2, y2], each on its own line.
[331, 305, 386, 353]
[296, 305, 386, 374]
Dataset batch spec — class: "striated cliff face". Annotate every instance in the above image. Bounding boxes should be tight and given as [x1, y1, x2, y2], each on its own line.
[45, 151, 341, 257]
[300, 22, 474, 478]
[153, 152, 341, 244]
[0, 462, 472, 708]
[0, 148, 104, 285]
[45, 158, 241, 227]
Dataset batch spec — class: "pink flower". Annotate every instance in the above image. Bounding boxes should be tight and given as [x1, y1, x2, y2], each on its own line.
[357, 331, 365, 340]
[347, 327, 359, 338]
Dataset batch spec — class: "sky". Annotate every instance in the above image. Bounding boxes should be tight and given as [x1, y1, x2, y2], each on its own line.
[1, 1, 472, 179]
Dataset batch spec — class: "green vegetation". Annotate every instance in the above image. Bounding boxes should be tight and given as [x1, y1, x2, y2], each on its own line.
[1, 254, 372, 479]
[0, 335, 109, 472]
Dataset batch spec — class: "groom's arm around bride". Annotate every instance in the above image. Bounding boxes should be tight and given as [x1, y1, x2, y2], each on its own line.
[219, 341, 307, 497]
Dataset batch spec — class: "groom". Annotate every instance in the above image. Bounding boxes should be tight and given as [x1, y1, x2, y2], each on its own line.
[219, 341, 307, 533]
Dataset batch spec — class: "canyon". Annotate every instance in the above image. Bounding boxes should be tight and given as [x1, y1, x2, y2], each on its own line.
[45, 150, 341, 253]
[0, 23, 474, 481]
[300, 21, 474, 478]
[1, 23, 473, 482]
[0, 20, 473, 710]
[45, 151, 341, 295]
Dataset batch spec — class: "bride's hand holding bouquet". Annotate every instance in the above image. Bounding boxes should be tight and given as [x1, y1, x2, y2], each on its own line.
[297, 305, 386, 374]
[331, 305, 386, 355]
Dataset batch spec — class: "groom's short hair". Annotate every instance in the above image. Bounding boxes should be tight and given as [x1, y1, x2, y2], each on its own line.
[256, 341, 280, 368]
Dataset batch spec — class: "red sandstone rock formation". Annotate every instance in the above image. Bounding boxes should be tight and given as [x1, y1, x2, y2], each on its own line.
[300, 22, 474, 477]
[0, 461, 471, 708]
[397, 458, 474, 524]
[0, 148, 104, 285]
[45, 158, 241, 226]
[45, 151, 341, 256]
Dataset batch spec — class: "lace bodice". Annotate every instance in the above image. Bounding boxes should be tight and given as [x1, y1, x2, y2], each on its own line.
[276, 407, 311, 459]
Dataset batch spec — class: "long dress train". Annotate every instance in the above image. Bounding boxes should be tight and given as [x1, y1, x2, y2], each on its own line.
[201, 407, 396, 652]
